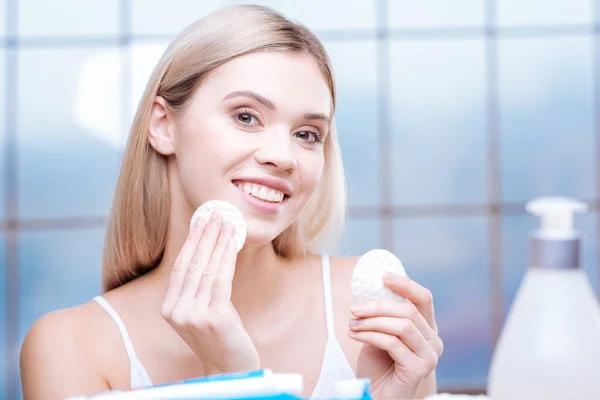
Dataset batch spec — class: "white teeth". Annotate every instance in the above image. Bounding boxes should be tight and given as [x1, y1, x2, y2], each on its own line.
[259, 187, 268, 199]
[235, 182, 285, 203]
[267, 189, 279, 202]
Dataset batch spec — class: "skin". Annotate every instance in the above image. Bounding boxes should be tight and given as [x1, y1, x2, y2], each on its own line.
[19, 51, 443, 400]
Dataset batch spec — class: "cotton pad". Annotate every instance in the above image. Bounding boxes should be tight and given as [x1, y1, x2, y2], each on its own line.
[351, 249, 407, 302]
[190, 200, 246, 253]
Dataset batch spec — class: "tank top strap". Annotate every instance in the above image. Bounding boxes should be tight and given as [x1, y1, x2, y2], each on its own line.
[92, 295, 152, 388]
[320, 254, 336, 338]
[93, 296, 139, 359]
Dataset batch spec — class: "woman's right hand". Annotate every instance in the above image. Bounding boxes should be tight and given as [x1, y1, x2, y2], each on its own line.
[160, 211, 260, 375]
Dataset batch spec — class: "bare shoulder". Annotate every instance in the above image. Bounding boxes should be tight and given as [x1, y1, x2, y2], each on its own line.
[20, 300, 116, 399]
[327, 255, 361, 302]
[329, 255, 361, 282]
[330, 255, 361, 270]
[325, 255, 363, 368]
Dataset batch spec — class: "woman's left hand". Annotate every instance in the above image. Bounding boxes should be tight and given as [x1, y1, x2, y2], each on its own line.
[349, 272, 443, 400]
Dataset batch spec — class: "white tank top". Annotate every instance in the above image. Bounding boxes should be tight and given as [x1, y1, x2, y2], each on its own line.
[93, 254, 356, 398]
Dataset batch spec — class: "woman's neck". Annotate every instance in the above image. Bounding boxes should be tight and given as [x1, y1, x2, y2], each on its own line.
[147, 197, 293, 314]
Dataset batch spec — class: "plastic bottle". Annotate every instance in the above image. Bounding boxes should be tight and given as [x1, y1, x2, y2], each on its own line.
[487, 196, 600, 399]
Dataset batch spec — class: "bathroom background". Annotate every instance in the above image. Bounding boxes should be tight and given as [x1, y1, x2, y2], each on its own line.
[1, 0, 598, 399]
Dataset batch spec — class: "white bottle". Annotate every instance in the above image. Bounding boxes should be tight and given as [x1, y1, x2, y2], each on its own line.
[487, 196, 600, 400]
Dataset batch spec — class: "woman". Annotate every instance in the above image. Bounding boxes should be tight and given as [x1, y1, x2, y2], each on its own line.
[20, 5, 443, 400]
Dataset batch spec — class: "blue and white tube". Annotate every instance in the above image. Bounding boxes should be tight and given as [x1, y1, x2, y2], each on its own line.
[66, 369, 296, 400]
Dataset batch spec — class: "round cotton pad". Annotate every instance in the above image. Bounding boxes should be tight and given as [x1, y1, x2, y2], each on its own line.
[351, 249, 407, 302]
[190, 200, 246, 253]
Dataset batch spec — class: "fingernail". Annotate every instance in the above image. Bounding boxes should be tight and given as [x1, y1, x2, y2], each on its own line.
[209, 211, 221, 222]
[350, 306, 364, 316]
[384, 271, 399, 283]
[191, 216, 205, 229]
[348, 318, 361, 328]
[223, 221, 234, 234]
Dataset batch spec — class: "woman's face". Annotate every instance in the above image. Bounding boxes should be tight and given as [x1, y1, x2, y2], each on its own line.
[156, 51, 333, 247]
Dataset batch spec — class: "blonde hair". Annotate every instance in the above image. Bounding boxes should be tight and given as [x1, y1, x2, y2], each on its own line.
[102, 4, 347, 292]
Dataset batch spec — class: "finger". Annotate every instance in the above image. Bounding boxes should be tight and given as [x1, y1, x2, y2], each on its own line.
[211, 235, 238, 304]
[195, 220, 235, 306]
[163, 216, 208, 308]
[432, 335, 444, 358]
[348, 330, 417, 366]
[351, 300, 434, 340]
[349, 316, 431, 358]
[383, 274, 437, 332]
[179, 212, 223, 301]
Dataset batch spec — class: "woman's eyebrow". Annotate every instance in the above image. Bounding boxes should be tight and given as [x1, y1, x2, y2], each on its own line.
[223, 90, 276, 110]
[304, 113, 330, 125]
[223, 90, 330, 124]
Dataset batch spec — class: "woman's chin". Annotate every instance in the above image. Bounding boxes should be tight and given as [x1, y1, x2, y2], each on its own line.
[242, 220, 290, 247]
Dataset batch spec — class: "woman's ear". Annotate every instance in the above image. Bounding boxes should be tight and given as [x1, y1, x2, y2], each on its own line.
[148, 96, 175, 155]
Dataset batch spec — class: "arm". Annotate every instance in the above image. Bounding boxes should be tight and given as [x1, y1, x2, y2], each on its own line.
[20, 310, 109, 400]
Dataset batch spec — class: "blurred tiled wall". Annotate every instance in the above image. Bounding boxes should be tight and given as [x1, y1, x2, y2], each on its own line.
[2, 0, 599, 399]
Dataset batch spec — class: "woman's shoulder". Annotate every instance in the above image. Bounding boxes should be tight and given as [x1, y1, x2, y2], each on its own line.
[21, 296, 128, 364]
[20, 299, 118, 397]
[327, 254, 361, 300]
[329, 254, 361, 268]
[21, 280, 152, 364]
[328, 254, 361, 278]
[22, 299, 107, 355]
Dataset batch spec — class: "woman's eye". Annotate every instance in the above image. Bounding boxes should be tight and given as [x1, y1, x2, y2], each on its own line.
[236, 112, 258, 126]
[295, 131, 321, 143]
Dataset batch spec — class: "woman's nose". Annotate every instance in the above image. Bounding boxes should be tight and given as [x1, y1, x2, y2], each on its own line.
[253, 130, 298, 172]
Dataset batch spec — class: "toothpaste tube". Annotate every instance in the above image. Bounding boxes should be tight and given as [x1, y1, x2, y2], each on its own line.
[66, 370, 302, 400]
[65, 370, 373, 400]
[334, 378, 372, 400]
[153, 368, 272, 388]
